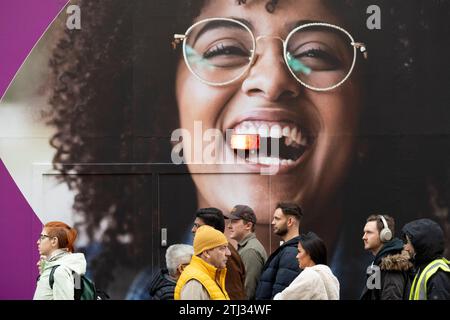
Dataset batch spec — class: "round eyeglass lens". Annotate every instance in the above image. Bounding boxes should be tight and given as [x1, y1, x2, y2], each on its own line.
[285, 24, 355, 90]
[184, 19, 255, 85]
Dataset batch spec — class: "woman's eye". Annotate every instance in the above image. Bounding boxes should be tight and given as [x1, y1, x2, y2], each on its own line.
[296, 48, 341, 70]
[203, 43, 249, 59]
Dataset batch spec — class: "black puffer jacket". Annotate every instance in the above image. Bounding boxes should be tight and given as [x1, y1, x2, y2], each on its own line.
[148, 269, 176, 300]
[360, 238, 413, 300]
[255, 236, 301, 300]
[402, 218, 450, 300]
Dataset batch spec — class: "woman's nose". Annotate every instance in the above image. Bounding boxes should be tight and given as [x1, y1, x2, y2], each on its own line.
[241, 42, 300, 101]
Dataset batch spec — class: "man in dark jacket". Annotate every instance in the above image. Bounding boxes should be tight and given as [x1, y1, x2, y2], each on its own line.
[361, 215, 413, 300]
[255, 203, 302, 300]
[402, 218, 450, 300]
[149, 244, 193, 300]
[192, 207, 247, 300]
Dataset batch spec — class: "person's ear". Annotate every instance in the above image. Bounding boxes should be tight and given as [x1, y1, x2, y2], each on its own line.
[177, 264, 186, 274]
[287, 217, 293, 227]
[51, 237, 59, 248]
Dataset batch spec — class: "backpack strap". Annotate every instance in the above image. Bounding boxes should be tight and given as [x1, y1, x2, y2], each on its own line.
[49, 265, 61, 289]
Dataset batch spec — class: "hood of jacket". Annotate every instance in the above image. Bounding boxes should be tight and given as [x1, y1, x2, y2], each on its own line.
[401, 218, 444, 267]
[45, 250, 87, 275]
[373, 238, 404, 265]
[379, 251, 414, 271]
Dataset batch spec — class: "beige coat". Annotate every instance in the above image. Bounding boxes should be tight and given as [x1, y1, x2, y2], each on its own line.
[273, 264, 340, 300]
[33, 250, 87, 300]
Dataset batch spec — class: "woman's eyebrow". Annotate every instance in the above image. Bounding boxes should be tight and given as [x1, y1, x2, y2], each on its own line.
[228, 16, 253, 30]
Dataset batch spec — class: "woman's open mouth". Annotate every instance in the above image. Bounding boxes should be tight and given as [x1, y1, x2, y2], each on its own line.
[226, 120, 315, 169]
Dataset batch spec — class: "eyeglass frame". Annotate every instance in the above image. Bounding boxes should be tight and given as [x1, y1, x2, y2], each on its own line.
[173, 17, 368, 91]
[38, 234, 53, 241]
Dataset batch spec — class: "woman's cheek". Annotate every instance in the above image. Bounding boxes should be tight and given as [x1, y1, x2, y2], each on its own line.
[177, 69, 238, 128]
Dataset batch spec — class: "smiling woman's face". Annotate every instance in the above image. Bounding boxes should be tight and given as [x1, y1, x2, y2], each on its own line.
[175, 0, 363, 227]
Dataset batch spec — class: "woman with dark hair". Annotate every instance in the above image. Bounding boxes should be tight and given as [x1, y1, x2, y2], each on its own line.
[34, 221, 86, 300]
[44, 0, 450, 298]
[274, 232, 339, 300]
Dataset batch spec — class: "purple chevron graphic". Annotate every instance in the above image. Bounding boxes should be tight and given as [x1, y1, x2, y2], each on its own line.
[0, 0, 67, 98]
[0, 0, 67, 299]
[0, 159, 42, 299]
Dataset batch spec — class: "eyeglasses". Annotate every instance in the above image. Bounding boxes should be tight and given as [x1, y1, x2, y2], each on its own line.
[173, 18, 368, 91]
[192, 222, 204, 231]
[38, 234, 52, 241]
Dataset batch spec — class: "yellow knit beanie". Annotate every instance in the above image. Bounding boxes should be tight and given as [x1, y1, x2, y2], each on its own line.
[194, 225, 228, 255]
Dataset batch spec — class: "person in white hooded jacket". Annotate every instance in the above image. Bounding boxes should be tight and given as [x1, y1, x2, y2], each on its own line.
[33, 221, 86, 300]
[274, 232, 340, 300]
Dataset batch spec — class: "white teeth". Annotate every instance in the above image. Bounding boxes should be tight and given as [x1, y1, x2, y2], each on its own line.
[247, 123, 257, 134]
[290, 127, 297, 142]
[235, 126, 244, 134]
[247, 156, 296, 166]
[258, 157, 280, 165]
[258, 124, 270, 137]
[232, 121, 307, 147]
[247, 154, 259, 164]
[270, 125, 282, 138]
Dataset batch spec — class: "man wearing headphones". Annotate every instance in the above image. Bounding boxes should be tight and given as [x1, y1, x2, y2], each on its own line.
[360, 214, 413, 300]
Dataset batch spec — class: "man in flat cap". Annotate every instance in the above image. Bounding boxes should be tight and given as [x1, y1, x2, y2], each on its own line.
[227, 205, 267, 299]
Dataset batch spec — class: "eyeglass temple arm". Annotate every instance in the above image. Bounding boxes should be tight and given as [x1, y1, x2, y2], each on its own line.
[172, 34, 186, 50]
[352, 42, 368, 59]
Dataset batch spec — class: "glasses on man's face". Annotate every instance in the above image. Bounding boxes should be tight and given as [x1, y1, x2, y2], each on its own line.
[193, 222, 202, 230]
[38, 234, 51, 241]
[173, 18, 368, 91]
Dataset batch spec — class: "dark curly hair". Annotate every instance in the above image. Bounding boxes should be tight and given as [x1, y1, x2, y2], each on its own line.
[45, 0, 450, 297]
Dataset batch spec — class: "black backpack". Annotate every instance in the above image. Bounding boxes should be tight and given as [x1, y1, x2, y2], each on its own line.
[49, 265, 109, 300]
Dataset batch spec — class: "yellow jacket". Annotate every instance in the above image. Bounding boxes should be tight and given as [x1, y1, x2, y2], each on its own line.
[174, 255, 230, 300]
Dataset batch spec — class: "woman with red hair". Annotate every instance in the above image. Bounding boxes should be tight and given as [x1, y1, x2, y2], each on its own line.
[33, 221, 86, 300]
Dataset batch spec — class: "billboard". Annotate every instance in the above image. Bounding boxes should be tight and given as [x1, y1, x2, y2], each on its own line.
[1, 0, 449, 299]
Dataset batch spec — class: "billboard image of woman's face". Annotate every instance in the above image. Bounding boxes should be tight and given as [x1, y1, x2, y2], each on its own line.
[2, 0, 449, 299]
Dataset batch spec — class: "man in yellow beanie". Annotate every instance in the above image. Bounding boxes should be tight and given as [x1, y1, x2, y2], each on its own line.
[174, 225, 231, 300]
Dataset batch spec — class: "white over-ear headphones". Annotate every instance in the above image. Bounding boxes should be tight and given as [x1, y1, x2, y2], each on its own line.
[379, 215, 393, 243]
